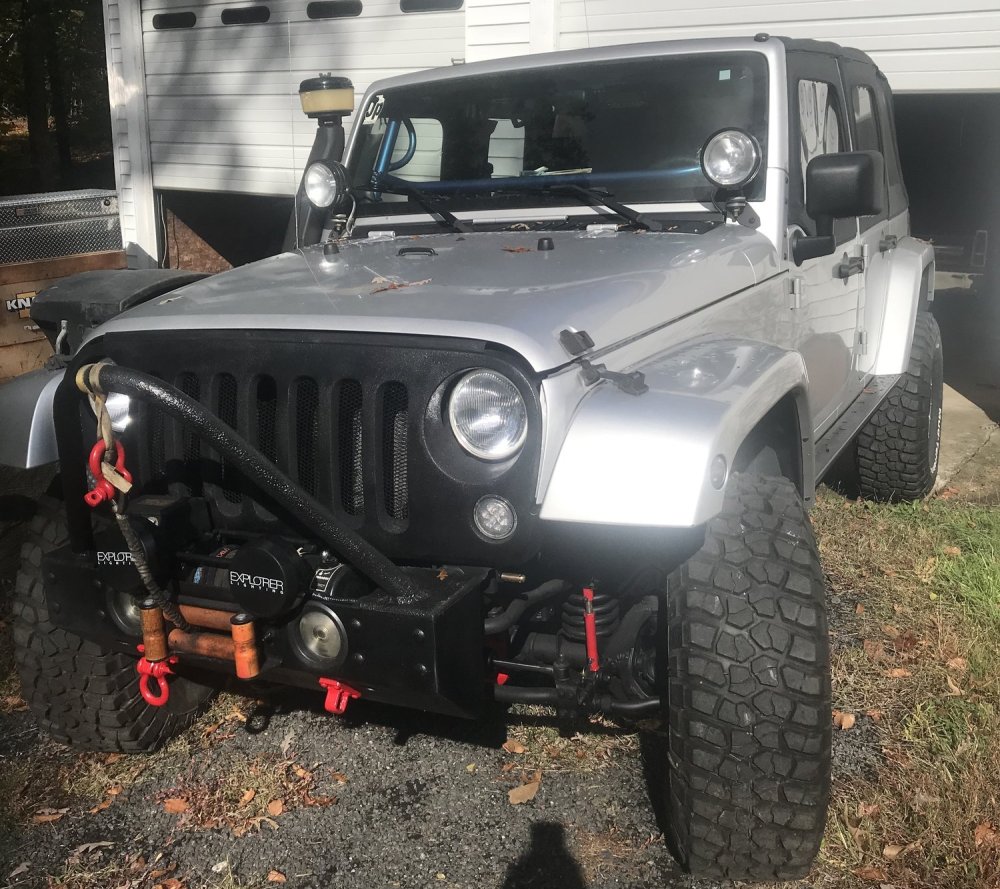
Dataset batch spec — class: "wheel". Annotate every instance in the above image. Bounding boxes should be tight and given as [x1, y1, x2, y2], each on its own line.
[12, 497, 214, 752]
[855, 311, 943, 501]
[648, 472, 831, 881]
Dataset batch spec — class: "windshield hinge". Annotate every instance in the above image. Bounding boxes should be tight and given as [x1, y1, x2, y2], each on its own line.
[579, 360, 648, 396]
[559, 328, 594, 356]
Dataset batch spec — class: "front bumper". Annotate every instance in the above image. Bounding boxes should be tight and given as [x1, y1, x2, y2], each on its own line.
[43, 542, 491, 718]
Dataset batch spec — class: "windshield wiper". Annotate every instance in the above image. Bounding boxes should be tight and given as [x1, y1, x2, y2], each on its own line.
[542, 183, 662, 232]
[362, 178, 473, 234]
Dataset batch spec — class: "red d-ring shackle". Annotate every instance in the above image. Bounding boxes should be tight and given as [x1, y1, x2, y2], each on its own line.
[84, 439, 132, 507]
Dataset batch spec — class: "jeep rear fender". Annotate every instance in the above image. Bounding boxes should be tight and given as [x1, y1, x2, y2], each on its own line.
[539, 338, 812, 528]
[0, 367, 62, 468]
[869, 236, 935, 375]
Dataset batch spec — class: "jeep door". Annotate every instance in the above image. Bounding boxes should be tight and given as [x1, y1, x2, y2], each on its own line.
[840, 59, 910, 376]
[787, 52, 863, 436]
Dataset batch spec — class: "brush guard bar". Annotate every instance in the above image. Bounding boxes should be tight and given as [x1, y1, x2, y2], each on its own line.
[74, 361, 421, 602]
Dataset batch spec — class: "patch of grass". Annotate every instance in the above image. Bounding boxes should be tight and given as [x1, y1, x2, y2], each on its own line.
[811, 492, 1000, 888]
[505, 706, 639, 772]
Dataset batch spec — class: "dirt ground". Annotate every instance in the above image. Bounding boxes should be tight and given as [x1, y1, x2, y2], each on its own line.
[0, 295, 997, 889]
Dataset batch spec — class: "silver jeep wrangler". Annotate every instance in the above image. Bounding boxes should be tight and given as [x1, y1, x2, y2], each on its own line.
[2, 35, 941, 881]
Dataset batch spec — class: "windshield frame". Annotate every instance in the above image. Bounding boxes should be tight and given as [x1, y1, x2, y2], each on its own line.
[343, 48, 772, 225]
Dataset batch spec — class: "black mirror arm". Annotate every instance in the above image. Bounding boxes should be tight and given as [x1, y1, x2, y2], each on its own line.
[790, 215, 835, 265]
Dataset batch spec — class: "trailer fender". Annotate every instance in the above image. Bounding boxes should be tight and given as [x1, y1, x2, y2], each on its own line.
[870, 237, 935, 376]
[539, 338, 811, 528]
[0, 367, 62, 468]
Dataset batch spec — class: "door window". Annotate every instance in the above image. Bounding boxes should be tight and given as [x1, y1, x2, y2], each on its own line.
[851, 86, 886, 230]
[796, 79, 852, 243]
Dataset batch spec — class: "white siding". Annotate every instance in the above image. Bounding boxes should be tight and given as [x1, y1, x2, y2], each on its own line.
[556, 0, 1000, 92]
[103, 0, 158, 267]
[139, 0, 466, 195]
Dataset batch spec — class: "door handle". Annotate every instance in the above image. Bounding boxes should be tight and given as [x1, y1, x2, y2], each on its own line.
[836, 252, 865, 279]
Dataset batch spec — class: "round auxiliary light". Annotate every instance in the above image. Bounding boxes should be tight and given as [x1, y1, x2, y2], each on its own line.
[298, 73, 355, 119]
[701, 129, 761, 188]
[297, 606, 346, 666]
[304, 161, 345, 209]
[448, 370, 528, 461]
[474, 495, 517, 541]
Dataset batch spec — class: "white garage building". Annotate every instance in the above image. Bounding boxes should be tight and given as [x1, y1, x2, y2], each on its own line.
[102, 0, 1000, 281]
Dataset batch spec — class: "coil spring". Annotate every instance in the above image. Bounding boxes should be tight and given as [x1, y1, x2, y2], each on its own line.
[561, 589, 620, 642]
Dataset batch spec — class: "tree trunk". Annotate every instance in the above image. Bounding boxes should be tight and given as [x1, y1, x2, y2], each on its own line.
[20, 0, 57, 189]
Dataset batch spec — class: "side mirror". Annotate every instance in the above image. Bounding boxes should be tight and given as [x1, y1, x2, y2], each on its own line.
[791, 150, 885, 265]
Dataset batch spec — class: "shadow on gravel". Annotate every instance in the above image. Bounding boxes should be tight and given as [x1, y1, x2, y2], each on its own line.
[501, 822, 587, 889]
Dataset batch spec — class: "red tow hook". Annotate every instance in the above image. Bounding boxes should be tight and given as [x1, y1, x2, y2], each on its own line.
[319, 678, 361, 715]
[136, 644, 178, 707]
[84, 439, 133, 507]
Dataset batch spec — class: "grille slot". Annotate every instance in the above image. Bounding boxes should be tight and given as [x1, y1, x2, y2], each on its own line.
[255, 376, 278, 464]
[216, 373, 242, 503]
[176, 372, 201, 463]
[294, 377, 320, 497]
[382, 382, 409, 520]
[338, 380, 364, 515]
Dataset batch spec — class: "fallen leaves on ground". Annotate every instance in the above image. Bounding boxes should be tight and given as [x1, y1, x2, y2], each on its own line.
[32, 807, 69, 824]
[975, 822, 999, 848]
[502, 739, 527, 755]
[886, 667, 912, 679]
[883, 841, 918, 860]
[833, 709, 857, 730]
[267, 870, 287, 883]
[508, 769, 542, 805]
[947, 657, 968, 672]
[158, 757, 336, 835]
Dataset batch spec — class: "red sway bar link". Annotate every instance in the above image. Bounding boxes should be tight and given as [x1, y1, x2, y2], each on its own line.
[136, 645, 178, 707]
[84, 438, 132, 508]
[582, 586, 600, 672]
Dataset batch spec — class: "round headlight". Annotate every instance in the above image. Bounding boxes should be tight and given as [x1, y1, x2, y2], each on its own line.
[448, 370, 527, 461]
[304, 161, 344, 208]
[701, 129, 761, 188]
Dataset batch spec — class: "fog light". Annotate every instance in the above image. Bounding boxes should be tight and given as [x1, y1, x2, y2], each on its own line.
[473, 495, 517, 540]
[296, 606, 346, 666]
[108, 588, 142, 635]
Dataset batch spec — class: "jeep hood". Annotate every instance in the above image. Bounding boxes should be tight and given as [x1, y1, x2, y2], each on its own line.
[97, 226, 778, 372]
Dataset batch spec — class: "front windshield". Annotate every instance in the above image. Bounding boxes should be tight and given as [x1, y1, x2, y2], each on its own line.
[348, 52, 768, 221]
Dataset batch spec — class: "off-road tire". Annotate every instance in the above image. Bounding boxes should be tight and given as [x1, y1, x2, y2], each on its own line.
[12, 497, 214, 752]
[654, 472, 831, 881]
[855, 312, 943, 501]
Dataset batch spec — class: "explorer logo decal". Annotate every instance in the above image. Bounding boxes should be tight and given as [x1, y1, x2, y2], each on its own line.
[96, 551, 134, 565]
[230, 571, 284, 594]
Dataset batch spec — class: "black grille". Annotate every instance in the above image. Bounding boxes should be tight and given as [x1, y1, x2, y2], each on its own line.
[82, 330, 542, 565]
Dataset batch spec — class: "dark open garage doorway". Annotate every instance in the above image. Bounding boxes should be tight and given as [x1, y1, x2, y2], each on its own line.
[894, 92, 1000, 423]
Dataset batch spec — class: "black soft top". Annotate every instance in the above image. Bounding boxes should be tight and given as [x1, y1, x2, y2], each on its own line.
[774, 35, 878, 68]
